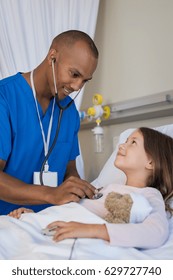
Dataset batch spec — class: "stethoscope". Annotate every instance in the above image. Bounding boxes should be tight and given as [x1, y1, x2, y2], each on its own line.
[39, 59, 82, 185]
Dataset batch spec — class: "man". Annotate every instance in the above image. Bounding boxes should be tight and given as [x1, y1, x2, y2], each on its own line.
[0, 30, 98, 215]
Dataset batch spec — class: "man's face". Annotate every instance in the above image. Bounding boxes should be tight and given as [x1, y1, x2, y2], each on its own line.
[51, 41, 98, 100]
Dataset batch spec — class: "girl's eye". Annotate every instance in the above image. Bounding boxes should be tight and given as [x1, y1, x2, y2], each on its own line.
[132, 140, 136, 144]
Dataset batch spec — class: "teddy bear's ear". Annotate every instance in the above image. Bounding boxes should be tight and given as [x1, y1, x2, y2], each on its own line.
[113, 192, 122, 199]
[105, 192, 122, 202]
[123, 194, 133, 204]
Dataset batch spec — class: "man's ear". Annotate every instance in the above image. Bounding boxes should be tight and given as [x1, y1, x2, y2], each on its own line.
[47, 49, 57, 65]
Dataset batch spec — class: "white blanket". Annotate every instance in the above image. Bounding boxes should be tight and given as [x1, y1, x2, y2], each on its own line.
[0, 203, 172, 260]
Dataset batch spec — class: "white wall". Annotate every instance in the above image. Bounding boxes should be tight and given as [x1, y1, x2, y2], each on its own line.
[79, 0, 173, 182]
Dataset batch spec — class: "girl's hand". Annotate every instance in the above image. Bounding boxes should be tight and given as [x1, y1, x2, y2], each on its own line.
[47, 221, 110, 242]
[8, 207, 34, 219]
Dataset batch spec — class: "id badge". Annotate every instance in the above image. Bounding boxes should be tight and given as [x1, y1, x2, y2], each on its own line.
[33, 171, 58, 187]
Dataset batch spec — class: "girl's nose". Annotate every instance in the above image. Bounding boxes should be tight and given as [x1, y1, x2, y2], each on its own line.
[119, 143, 125, 149]
[118, 143, 127, 154]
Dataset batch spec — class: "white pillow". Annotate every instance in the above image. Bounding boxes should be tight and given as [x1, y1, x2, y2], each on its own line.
[92, 124, 173, 188]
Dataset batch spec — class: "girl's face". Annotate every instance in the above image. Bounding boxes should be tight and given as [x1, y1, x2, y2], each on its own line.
[114, 130, 152, 175]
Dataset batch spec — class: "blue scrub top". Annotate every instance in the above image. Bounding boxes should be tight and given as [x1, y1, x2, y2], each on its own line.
[0, 73, 80, 214]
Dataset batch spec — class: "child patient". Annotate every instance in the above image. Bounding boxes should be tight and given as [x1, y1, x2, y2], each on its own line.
[8, 127, 173, 249]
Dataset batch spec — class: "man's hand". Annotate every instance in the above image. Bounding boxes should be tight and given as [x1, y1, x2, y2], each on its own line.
[48, 176, 96, 205]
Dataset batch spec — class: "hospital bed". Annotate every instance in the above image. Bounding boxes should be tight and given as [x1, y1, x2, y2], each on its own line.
[0, 124, 173, 260]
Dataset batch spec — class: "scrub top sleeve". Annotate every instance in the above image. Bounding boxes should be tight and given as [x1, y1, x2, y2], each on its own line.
[0, 94, 12, 160]
[68, 110, 80, 160]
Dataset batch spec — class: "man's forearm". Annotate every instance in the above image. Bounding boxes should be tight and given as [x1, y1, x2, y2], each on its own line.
[0, 170, 51, 205]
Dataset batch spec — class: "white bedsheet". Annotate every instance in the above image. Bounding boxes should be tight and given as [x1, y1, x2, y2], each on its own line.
[0, 203, 172, 260]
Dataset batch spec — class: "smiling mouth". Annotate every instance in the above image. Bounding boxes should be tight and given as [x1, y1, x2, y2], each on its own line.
[63, 87, 72, 96]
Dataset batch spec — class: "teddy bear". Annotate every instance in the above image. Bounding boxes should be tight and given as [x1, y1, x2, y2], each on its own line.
[104, 191, 152, 224]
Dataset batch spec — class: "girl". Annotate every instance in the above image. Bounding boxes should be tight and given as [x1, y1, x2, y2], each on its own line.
[46, 127, 173, 249]
[9, 127, 173, 249]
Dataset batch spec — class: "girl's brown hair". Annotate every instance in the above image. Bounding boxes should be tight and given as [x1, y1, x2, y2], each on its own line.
[139, 127, 173, 215]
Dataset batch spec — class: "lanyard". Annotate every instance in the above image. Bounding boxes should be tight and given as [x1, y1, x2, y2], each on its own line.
[30, 71, 55, 171]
